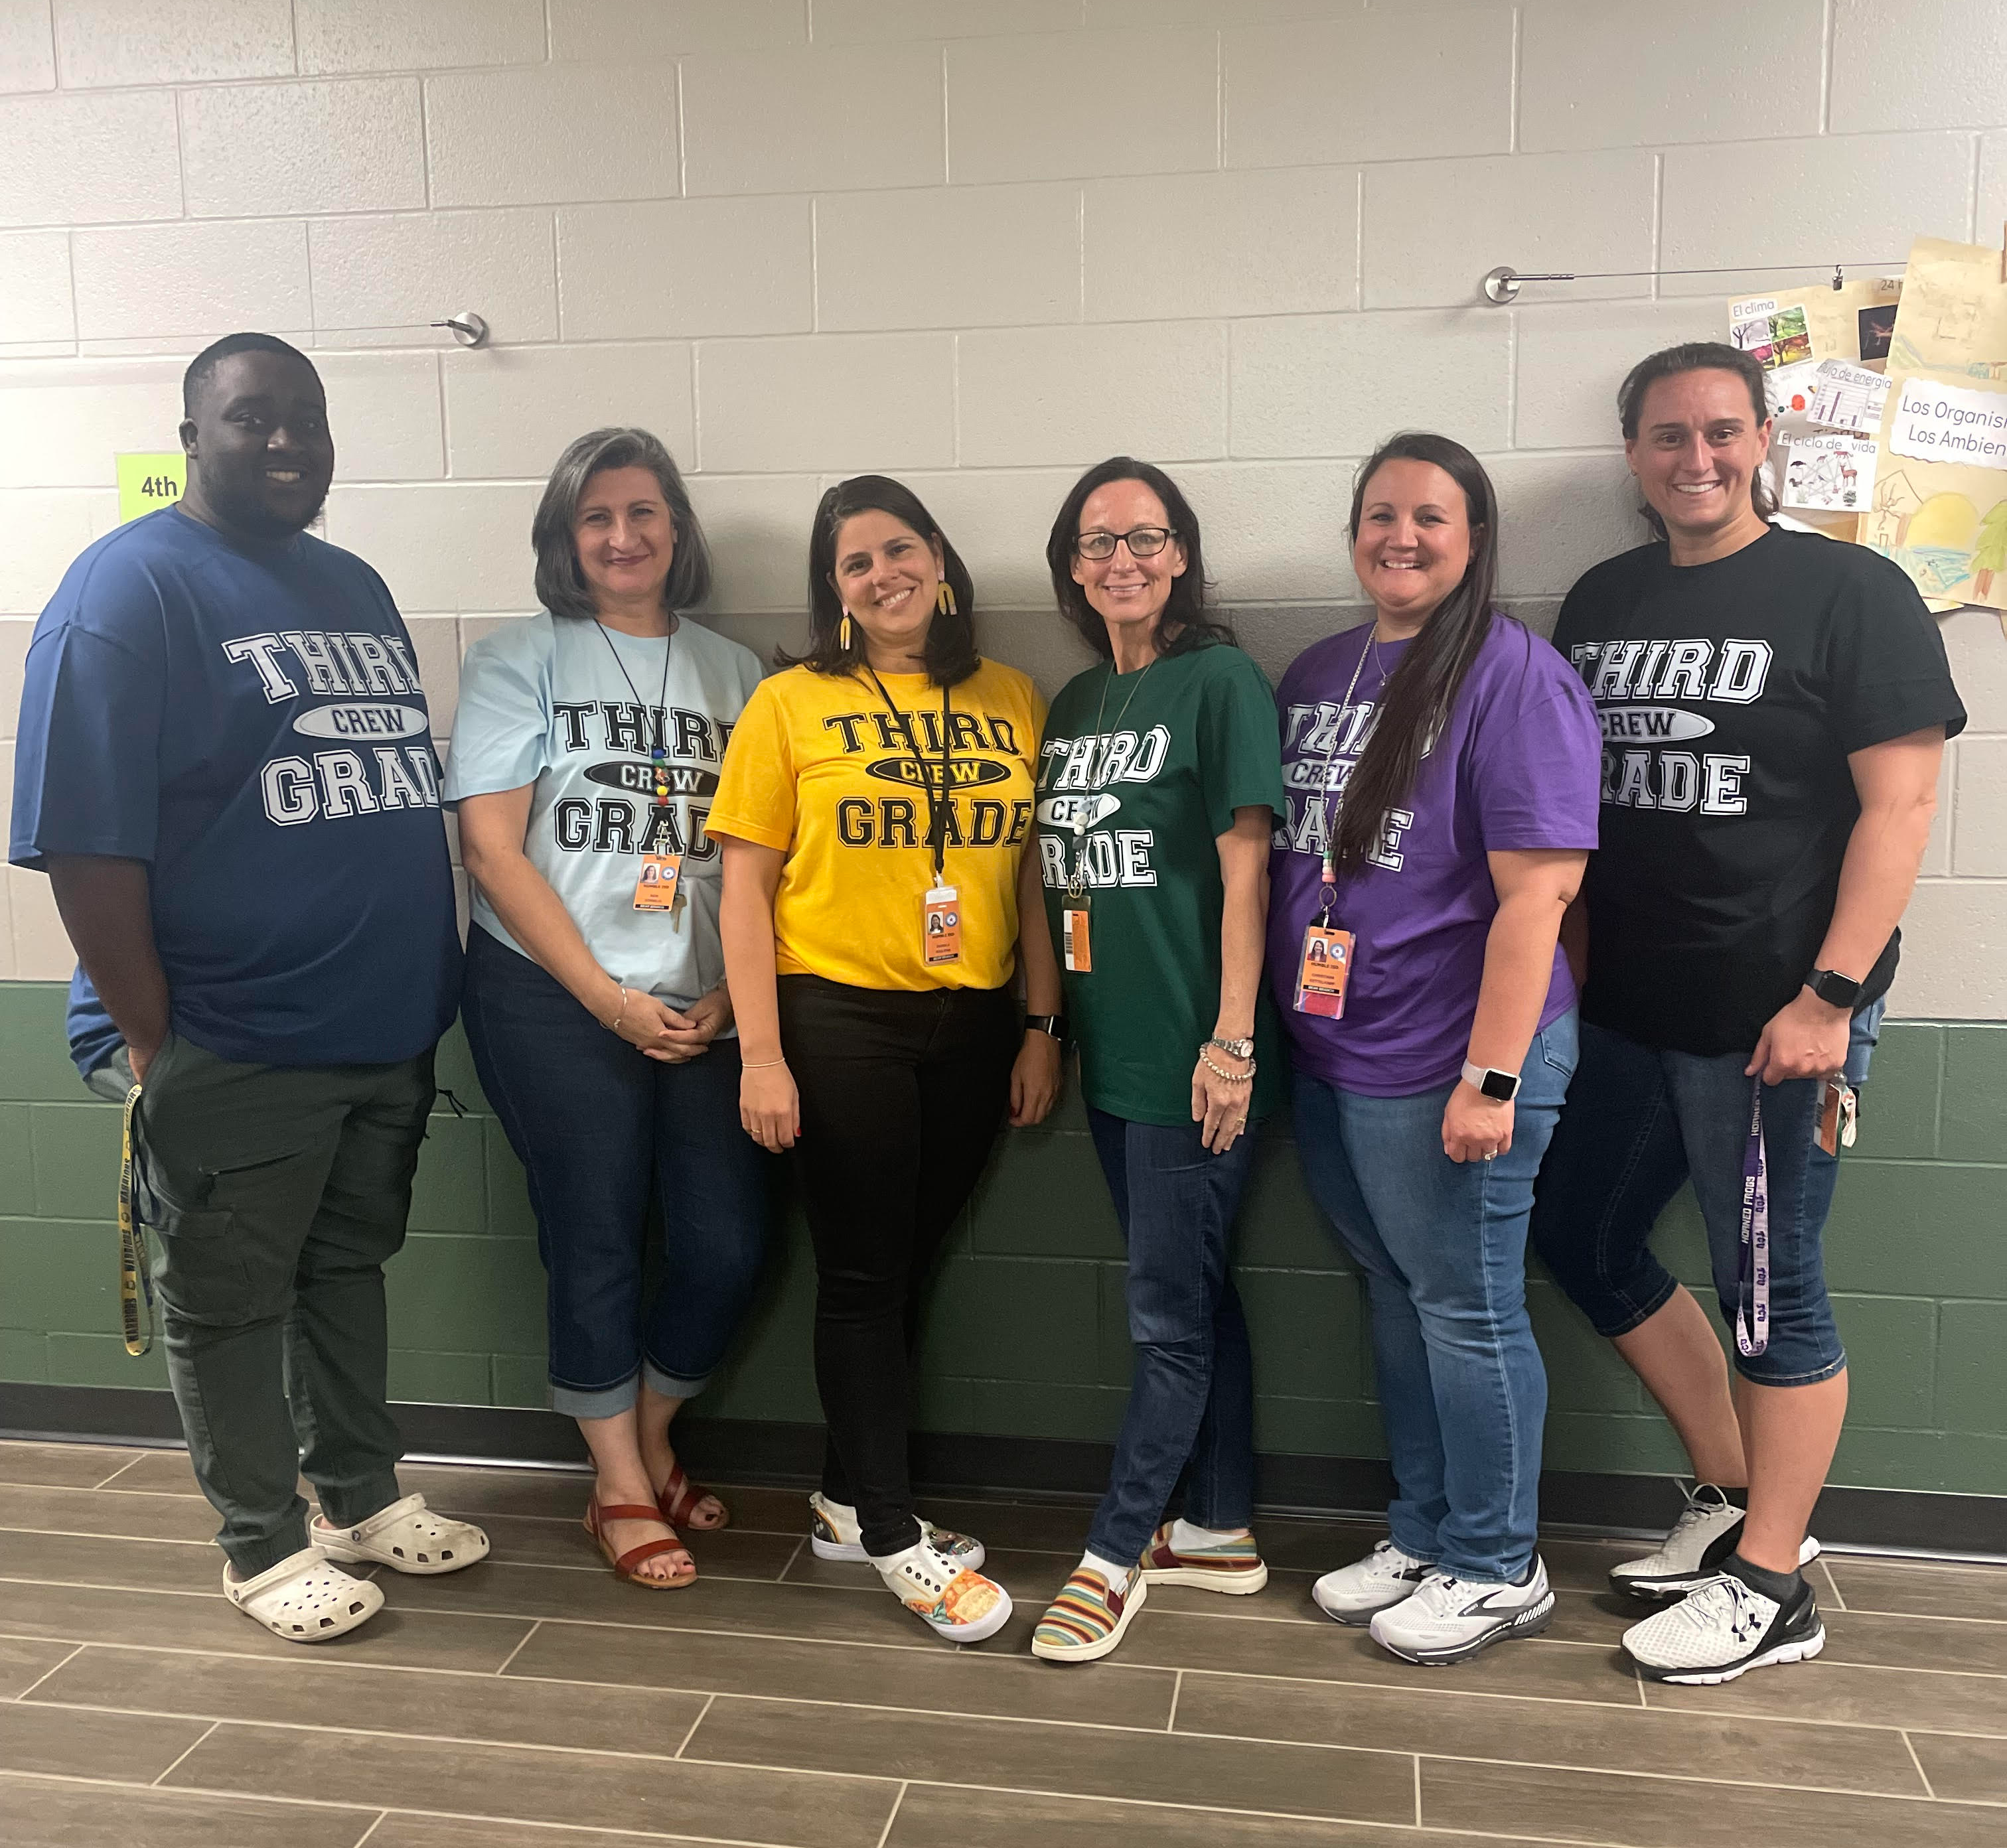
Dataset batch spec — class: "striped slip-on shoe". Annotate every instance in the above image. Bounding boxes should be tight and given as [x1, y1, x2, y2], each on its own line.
[1138, 1522, 1270, 1595]
[1031, 1567, 1149, 1664]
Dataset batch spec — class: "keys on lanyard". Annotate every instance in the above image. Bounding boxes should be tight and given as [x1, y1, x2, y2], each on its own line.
[865, 669, 958, 965]
[1735, 1077, 1771, 1358]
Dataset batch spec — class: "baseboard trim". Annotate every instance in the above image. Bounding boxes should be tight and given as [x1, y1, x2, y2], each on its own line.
[5, 1382, 2000, 1556]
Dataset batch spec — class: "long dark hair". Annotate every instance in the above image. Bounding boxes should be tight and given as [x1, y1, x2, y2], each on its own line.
[782, 474, 980, 687]
[1617, 341, 1778, 540]
[1331, 433, 1506, 877]
[1045, 456, 1236, 659]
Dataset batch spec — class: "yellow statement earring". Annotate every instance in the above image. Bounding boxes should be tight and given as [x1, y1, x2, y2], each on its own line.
[936, 580, 958, 616]
[838, 612, 854, 651]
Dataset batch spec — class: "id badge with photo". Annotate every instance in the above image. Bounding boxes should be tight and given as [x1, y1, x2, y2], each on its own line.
[632, 853, 683, 912]
[923, 885, 962, 965]
[1062, 903, 1092, 973]
[1294, 925, 1354, 1018]
[1817, 1078, 1858, 1157]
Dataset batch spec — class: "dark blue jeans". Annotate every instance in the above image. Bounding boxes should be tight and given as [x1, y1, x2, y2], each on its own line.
[461, 925, 770, 1417]
[1084, 1109, 1258, 1567]
[1530, 1003, 1880, 1387]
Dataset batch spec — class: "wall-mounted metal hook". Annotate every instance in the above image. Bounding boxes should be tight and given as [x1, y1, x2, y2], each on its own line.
[431, 311, 490, 348]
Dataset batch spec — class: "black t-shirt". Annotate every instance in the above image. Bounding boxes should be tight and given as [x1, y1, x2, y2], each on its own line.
[1551, 527, 1965, 1056]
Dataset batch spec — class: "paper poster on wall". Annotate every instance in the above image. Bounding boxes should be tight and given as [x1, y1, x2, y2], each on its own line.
[116, 452, 186, 524]
[1730, 297, 1812, 368]
[1865, 367, 2007, 610]
[1783, 435, 1878, 512]
[1727, 277, 1903, 369]
[1806, 360, 1891, 433]
[1885, 238, 2007, 381]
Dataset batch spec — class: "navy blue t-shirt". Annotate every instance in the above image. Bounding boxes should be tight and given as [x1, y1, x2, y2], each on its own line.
[66, 967, 123, 1080]
[10, 507, 462, 1066]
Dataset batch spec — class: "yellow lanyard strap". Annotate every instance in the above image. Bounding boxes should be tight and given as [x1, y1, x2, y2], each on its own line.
[118, 1083, 153, 1357]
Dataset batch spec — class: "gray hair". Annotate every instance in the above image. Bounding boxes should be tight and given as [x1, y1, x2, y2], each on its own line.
[531, 427, 711, 619]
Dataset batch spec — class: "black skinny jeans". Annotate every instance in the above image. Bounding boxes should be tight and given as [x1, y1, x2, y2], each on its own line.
[778, 973, 1017, 1557]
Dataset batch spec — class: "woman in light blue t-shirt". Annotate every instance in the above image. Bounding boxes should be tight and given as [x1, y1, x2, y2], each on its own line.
[444, 427, 769, 1591]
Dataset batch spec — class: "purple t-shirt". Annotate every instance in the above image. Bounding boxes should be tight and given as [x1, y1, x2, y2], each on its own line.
[1268, 612, 1602, 1096]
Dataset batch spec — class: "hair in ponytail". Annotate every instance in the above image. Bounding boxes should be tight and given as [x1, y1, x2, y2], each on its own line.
[1331, 433, 1507, 877]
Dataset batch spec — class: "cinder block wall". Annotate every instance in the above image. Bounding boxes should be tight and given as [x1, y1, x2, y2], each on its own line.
[1, 1, 2003, 1492]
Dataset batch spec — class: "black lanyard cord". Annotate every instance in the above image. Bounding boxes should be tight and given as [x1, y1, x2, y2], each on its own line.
[594, 617, 675, 808]
[864, 667, 952, 885]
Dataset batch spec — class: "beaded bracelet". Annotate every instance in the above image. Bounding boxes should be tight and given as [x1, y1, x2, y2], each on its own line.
[1199, 1046, 1256, 1083]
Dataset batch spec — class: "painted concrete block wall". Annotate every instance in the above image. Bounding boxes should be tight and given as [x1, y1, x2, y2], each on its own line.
[0, 2, 2003, 1487]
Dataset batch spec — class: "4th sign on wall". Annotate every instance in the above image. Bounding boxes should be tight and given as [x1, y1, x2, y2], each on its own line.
[115, 451, 186, 525]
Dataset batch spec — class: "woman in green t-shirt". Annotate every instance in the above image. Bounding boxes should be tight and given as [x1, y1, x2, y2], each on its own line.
[1028, 457, 1286, 1666]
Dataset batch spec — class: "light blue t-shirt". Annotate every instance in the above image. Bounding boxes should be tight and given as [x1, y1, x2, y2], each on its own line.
[443, 612, 764, 1011]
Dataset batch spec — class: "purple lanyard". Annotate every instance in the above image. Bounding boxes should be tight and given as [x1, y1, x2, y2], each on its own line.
[1735, 1077, 1771, 1358]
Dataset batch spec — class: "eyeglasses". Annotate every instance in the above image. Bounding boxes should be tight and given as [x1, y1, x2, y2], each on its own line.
[1075, 526, 1175, 561]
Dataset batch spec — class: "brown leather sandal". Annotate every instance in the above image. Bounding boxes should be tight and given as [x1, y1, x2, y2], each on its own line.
[583, 1498, 695, 1589]
[656, 1462, 730, 1531]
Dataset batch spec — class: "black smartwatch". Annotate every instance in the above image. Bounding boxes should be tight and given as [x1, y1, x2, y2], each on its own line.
[1025, 1013, 1067, 1042]
[1806, 967, 1862, 1009]
[1460, 1060, 1520, 1102]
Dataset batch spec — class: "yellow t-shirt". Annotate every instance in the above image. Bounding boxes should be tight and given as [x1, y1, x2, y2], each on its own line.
[707, 660, 1047, 991]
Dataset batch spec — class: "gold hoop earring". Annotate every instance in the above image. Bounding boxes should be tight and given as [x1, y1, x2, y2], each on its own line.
[936, 581, 958, 617]
[838, 613, 854, 652]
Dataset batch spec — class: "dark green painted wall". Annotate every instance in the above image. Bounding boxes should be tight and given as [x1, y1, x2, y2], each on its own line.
[1, 981, 2001, 1494]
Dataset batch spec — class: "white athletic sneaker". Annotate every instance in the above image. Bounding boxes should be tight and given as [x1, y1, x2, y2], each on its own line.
[1610, 1484, 1822, 1602]
[1623, 1571, 1824, 1684]
[1368, 1557, 1555, 1665]
[807, 1492, 986, 1569]
[1310, 1538, 1437, 1626]
[873, 1535, 1013, 1645]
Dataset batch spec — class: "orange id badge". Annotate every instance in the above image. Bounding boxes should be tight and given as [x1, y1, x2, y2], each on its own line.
[1295, 925, 1354, 1018]
[1817, 1078, 1857, 1157]
[631, 854, 683, 912]
[1062, 903, 1092, 973]
[923, 885, 961, 965]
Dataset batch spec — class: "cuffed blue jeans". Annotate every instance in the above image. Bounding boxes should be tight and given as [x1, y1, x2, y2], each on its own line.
[1084, 1109, 1258, 1567]
[1292, 1013, 1580, 1582]
[461, 925, 770, 1419]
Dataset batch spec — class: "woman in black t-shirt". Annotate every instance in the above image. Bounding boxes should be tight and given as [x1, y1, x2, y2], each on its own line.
[1530, 342, 1964, 1689]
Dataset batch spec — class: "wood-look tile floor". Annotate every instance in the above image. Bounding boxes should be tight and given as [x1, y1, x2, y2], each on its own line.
[1, 1440, 2002, 1848]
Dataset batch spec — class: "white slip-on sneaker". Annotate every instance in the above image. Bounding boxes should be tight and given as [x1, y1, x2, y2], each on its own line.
[1369, 1556, 1554, 1665]
[1611, 1484, 1821, 1602]
[808, 1492, 986, 1569]
[1623, 1571, 1824, 1684]
[1310, 1537, 1437, 1626]
[873, 1535, 1013, 1644]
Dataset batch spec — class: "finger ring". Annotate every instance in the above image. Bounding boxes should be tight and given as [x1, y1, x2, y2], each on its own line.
[1483, 1150, 1497, 1162]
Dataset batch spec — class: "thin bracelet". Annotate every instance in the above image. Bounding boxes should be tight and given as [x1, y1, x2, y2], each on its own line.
[607, 985, 632, 1033]
[1199, 1047, 1255, 1083]
[741, 1055, 788, 1070]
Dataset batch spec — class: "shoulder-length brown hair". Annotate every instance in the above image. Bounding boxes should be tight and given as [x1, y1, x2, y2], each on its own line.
[532, 427, 711, 619]
[780, 474, 980, 687]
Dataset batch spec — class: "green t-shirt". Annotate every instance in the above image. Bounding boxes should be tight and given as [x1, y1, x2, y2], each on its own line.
[1036, 642, 1286, 1127]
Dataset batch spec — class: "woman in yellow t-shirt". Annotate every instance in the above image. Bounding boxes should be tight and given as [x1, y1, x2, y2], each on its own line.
[710, 474, 1063, 1644]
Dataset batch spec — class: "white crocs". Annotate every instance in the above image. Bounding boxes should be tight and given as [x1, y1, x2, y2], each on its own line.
[225, 1547, 383, 1642]
[311, 1492, 490, 1575]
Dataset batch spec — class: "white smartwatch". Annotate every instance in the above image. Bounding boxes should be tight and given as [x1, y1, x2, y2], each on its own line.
[1461, 1060, 1519, 1102]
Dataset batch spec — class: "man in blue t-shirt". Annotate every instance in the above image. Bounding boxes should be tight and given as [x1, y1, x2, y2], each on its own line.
[9, 333, 487, 1642]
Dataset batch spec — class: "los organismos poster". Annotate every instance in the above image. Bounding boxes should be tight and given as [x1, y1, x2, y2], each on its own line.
[1866, 370, 2007, 611]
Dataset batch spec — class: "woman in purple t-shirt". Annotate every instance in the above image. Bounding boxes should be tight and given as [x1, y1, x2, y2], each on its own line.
[1272, 434, 1602, 1667]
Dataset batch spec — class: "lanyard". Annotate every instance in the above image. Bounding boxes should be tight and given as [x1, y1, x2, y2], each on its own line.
[594, 619, 675, 810]
[1066, 656, 1156, 900]
[865, 668, 952, 885]
[118, 1084, 153, 1356]
[1734, 1078, 1771, 1358]
[1309, 628, 1383, 919]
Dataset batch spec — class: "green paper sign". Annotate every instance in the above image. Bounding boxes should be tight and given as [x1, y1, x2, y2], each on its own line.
[116, 451, 186, 524]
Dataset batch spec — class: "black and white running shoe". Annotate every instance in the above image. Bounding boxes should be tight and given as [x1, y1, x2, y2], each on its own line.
[1609, 1484, 1821, 1602]
[1623, 1571, 1824, 1684]
[1369, 1557, 1554, 1665]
